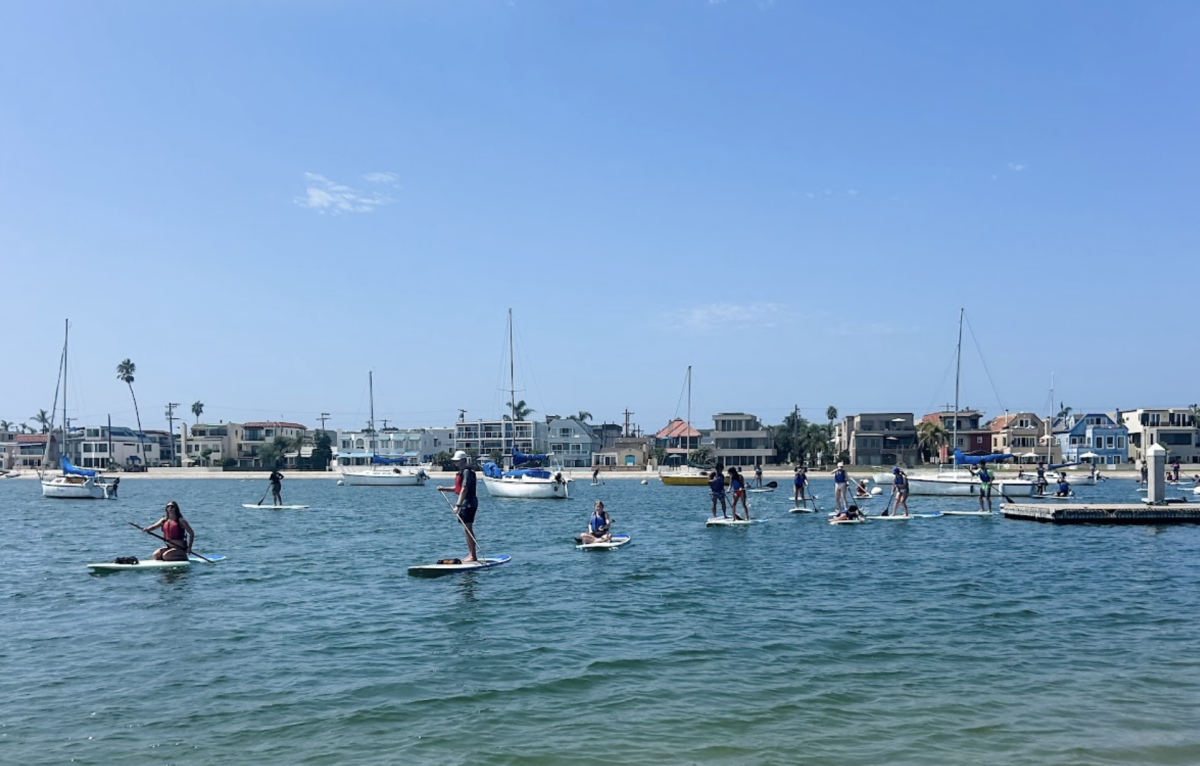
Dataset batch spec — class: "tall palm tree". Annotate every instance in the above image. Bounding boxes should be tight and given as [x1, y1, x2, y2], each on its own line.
[512, 400, 535, 420]
[0, 420, 12, 433]
[575, 410, 592, 423]
[31, 409, 52, 434]
[1056, 403, 1073, 420]
[917, 420, 948, 464]
[116, 358, 146, 461]
[191, 400, 204, 424]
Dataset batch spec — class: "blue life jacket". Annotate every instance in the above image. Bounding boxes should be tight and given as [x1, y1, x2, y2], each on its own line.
[589, 512, 609, 534]
[834, 469, 846, 484]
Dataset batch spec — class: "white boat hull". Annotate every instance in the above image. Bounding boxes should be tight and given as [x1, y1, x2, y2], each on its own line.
[482, 475, 569, 499]
[42, 476, 111, 499]
[341, 468, 426, 486]
[903, 475, 1038, 497]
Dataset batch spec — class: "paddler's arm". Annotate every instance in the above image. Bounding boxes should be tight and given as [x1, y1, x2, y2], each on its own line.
[144, 518, 166, 533]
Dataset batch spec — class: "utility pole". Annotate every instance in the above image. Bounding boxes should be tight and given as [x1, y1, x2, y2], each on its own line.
[458, 409, 466, 422]
[318, 413, 330, 433]
[623, 408, 634, 438]
[166, 402, 181, 467]
[382, 419, 391, 430]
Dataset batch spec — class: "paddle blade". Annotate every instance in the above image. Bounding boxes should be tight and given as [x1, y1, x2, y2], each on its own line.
[765, 481, 778, 489]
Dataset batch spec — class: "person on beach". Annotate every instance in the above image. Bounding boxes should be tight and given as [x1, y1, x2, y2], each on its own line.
[754, 464, 763, 488]
[833, 462, 849, 512]
[268, 469, 283, 506]
[144, 501, 194, 561]
[888, 466, 910, 517]
[580, 500, 612, 544]
[709, 470, 730, 519]
[450, 450, 478, 562]
[793, 466, 809, 507]
[1055, 474, 1071, 498]
[973, 460, 995, 513]
[833, 504, 863, 522]
[1035, 462, 1047, 496]
[729, 466, 750, 519]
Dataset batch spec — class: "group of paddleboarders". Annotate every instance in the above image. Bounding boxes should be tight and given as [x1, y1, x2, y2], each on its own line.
[708, 465, 752, 520]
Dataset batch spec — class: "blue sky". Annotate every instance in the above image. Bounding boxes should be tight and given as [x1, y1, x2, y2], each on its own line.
[2, 1, 1197, 434]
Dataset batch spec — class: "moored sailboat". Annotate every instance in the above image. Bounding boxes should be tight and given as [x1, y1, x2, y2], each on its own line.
[40, 320, 113, 500]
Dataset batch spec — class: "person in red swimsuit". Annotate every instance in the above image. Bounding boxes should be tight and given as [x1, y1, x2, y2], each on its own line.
[144, 501, 195, 561]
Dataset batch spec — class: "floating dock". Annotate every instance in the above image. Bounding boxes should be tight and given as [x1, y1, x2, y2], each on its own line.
[1002, 502, 1200, 525]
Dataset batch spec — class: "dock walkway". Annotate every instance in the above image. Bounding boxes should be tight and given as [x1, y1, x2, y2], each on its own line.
[1002, 502, 1200, 524]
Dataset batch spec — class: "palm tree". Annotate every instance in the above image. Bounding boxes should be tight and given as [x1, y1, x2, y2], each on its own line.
[116, 358, 146, 460]
[1056, 403, 1073, 420]
[917, 420, 948, 464]
[0, 420, 12, 433]
[575, 410, 592, 423]
[191, 401, 204, 424]
[31, 409, 52, 434]
[511, 400, 535, 420]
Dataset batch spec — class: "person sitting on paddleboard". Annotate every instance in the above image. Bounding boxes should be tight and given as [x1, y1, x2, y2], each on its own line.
[832, 462, 849, 512]
[728, 466, 749, 520]
[833, 503, 862, 522]
[973, 460, 994, 513]
[854, 478, 869, 498]
[580, 500, 612, 544]
[889, 466, 910, 517]
[709, 470, 729, 519]
[268, 469, 284, 506]
[793, 466, 808, 507]
[1055, 475, 1071, 497]
[144, 501, 194, 561]
[451, 450, 479, 563]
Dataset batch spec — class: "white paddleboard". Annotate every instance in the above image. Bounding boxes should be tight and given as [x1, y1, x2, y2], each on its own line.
[241, 504, 310, 510]
[88, 554, 226, 572]
[747, 488, 775, 493]
[788, 507, 817, 514]
[408, 555, 511, 577]
[941, 510, 995, 516]
[870, 514, 910, 520]
[829, 518, 864, 525]
[911, 512, 944, 518]
[706, 518, 767, 527]
[575, 534, 631, 550]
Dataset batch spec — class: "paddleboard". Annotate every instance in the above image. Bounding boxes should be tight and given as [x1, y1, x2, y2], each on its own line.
[407, 555, 511, 577]
[788, 507, 816, 514]
[911, 512, 944, 518]
[870, 514, 910, 520]
[241, 504, 310, 510]
[575, 534, 632, 550]
[88, 554, 226, 572]
[747, 488, 774, 494]
[941, 510, 995, 516]
[829, 518, 864, 525]
[706, 517, 767, 527]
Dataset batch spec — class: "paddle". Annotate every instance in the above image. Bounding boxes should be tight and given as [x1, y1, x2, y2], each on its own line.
[437, 486, 481, 557]
[256, 478, 271, 506]
[764, 480, 778, 489]
[127, 521, 215, 564]
[880, 492, 895, 517]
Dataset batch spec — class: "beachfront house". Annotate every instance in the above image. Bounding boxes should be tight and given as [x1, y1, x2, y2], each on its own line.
[837, 412, 918, 467]
[236, 421, 308, 468]
[547, 417, 599, 468]
[336, 426, 453, 467]
[1120, 408, 1199, 465]
[1053, 413, 1128, 467]
[72, 424, 156, 470]
[655, 419, 702, 466]
[183, 422, 242, 467]
[922, 409, 990, 462]
[988, 412, 1061, 465]
[454, 419, 549, 467]
[711, 412, 775, 467]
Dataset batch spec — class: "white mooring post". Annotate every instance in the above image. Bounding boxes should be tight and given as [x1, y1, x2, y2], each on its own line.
[1147, 443, 1167, 504]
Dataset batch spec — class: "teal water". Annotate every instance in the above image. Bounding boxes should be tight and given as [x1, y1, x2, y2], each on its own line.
[3, 477, 1200, 765]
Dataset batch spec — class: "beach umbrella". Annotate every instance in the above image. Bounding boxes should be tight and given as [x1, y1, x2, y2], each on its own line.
[1080, 451, 1100, 459]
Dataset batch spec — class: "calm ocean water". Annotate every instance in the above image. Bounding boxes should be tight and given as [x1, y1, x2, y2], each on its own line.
[2, 475, 1199, 765]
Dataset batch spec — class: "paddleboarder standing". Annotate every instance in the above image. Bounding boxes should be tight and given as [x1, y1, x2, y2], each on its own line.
[793, 466, 809, 507]
[268, 469, 283, 506]
[889, 466, 910, 517]
[580, 500, 612, 544]
[451, 450, 478, 562]
[832, 462, 849, 513]
[709, 469, 730, 518]
[144, 501, 194, 561]
[973, 460, 994, 513]
[754, 464, 763, 488]
[592, 468, 600, 484]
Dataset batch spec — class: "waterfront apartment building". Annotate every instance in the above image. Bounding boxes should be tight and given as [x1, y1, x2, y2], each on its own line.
[922, 409, 991, 461]
[1120, 408, 1200, 464]
[836, 413, 918, 467]
[14, 434, 49, 468]
[711, 413, 775, 468]
[988, 413, 1062, 464]
[547, 417, 600, 468]
[182, 422, 243, 466]
[72, 425, 155, 470]
[0, 429, 16, 470]
[336, 427, 453, 467]
[237, 421, 308, 468]
[1053, 413, 1128, 466]
[454, 419, 549, 466]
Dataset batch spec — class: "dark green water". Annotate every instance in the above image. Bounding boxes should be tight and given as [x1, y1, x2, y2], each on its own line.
[3, 477, 1199, 765]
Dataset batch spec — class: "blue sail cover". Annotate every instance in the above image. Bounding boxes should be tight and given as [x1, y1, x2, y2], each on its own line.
[1048, 462, 1079, 471]
[483, 461, 551, 480]
[512, 449, 548, 467]
[952, 449, 1015, 466]
[371, 455, 404, 465]
[483, 461, 504, 479]
[61, 456, 96, 477]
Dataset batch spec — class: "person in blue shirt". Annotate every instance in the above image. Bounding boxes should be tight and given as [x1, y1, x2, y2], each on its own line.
[709, 470, 730, 519]
[832, 462, 849, 513]
[792, 466, 809, 508]
[973, 460, 994, 513]
[580, 500, 613, 544]
[1054, 475, 1071, 498]
[886, 466, 910, 517]
[1035, 462, 1047, 496]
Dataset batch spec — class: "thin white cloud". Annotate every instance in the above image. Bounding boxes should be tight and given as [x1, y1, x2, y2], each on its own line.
[664, 302, 792, 334]
[362, 171, 399, 185]
[294, 172, 393, 215]
[1007, 162, 1029, 172]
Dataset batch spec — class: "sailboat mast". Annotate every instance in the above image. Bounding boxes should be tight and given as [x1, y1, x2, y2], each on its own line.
[62, 319, 69, 465]
[952, 308, 963, 464]
[686, 365, 692, 456]
[368, 371, 375, 432]
[509, 309, 516, 460]
[1048, 374, 1054, 465]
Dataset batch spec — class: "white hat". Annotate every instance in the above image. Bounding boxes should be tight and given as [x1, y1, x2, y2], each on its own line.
[452, 450, 469, 461]
[837, 461, 844, 467]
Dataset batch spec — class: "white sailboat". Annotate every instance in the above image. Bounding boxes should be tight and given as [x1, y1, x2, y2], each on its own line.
[481, 310, 569, 500]
[41, 320, 113, 500]
[659, 366, 709, 486]
[884, 309, 1037, 498]
[341, 372, 426, 487]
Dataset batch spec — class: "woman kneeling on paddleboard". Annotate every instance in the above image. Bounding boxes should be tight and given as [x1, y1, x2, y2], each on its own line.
[145, 501, 194, 561]
[580, 501, 612, 544]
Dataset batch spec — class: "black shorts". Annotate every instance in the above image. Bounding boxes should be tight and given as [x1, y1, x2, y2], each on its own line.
[457, 499, 478, 525]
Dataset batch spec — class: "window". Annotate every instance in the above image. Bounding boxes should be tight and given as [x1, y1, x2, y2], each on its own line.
[559, 428, 571, 437]
[1106, 436, 1115, 448]
[1117, 436, 1126, 448]
[1094, 437, 1103, 449]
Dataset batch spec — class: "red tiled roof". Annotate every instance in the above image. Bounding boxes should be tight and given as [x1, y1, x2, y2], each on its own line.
[656, 419, 700, 439]
[16, 434, 47, 443]
[244, 422, 307, 429]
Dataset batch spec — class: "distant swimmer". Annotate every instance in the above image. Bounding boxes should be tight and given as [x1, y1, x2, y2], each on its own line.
[579, 500, 612, 545]
[709, 470, 729, 519]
